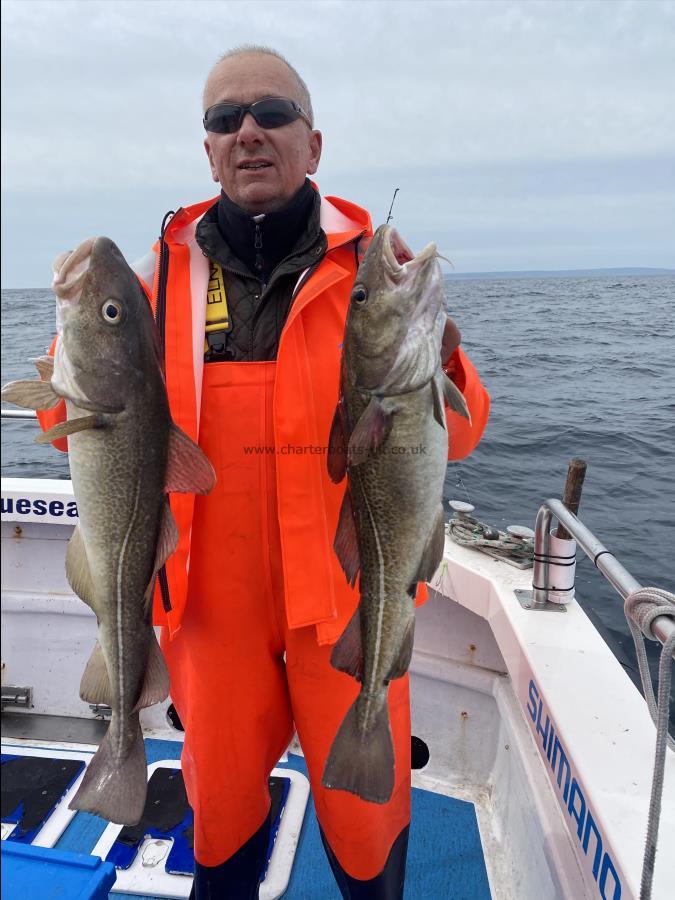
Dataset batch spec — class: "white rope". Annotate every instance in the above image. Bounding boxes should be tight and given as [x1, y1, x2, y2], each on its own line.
[447, 519, 534, 564]
[624, 586, 675, 900]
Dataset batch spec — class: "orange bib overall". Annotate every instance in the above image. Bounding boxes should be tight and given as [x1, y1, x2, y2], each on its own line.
[161, 359, 411, 879]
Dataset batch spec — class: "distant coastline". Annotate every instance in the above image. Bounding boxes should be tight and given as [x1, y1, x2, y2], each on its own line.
[2, 267, 674, 291]
[444, 266, 675, 280]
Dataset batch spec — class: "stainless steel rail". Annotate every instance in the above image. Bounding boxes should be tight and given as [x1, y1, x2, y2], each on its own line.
[534, 498, 675, 654]
[1, 409, 37, 419]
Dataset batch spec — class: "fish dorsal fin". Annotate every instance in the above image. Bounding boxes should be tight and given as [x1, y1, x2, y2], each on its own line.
[144, 499, 179, 613]
[65, 524, 100, 616]
[134, 629, 170, 712]
[328, 400, 348, 484]
[165, 423, 216, 494]
[334, 487, 360, 587]
[36, 414, 105, 445]
[414, 505, 446, 584]
[1, 379, 61, 410]
[443, 372, 471, 423]
[79, 640, 111, 705]
[347, 396, 398, 467]
[330, 607, 364, 681]
[31, 355, 55, 382]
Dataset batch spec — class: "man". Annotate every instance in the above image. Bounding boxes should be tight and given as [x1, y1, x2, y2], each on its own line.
[42, 45, 489, 899]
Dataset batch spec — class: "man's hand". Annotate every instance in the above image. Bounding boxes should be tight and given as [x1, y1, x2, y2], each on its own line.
[442, 316, 462, 367]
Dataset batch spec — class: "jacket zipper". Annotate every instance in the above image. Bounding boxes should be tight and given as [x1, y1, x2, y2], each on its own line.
[253, 217, 264, 274]
[292, 230, 367, 301]
[155, 209, 177, 613]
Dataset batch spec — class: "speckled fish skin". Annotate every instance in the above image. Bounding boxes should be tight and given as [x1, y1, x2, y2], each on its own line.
[1, 236, 215, 825]
[322, 224, 456, 804]
[57, 238, 172, 825]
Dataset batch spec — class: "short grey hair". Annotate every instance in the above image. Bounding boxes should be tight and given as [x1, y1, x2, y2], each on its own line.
[204, 45, 314, 126]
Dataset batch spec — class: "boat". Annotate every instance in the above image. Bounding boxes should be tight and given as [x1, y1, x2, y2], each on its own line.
[1, 412, 673, 899]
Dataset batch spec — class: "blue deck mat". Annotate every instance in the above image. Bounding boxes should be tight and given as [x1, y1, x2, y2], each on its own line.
[54, 738, 491, 899]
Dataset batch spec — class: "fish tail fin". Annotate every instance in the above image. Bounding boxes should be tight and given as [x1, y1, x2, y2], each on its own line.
[322, 696, 394, 804]
[69, 715, 147, 824]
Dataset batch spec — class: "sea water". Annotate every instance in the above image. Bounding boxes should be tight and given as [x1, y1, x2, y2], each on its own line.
[2, 275, 674, 706]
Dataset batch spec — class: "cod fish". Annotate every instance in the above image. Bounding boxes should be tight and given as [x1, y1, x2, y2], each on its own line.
[1, 237, 215, 824]
[322, 224, 470, 804]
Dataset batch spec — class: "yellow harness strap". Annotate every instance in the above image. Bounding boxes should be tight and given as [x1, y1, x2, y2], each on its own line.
[204, 261, 231, 355]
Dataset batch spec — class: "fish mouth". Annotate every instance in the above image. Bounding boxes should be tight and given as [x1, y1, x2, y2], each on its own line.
[52, 237, 97, 304]
[382, 226, 437, 282]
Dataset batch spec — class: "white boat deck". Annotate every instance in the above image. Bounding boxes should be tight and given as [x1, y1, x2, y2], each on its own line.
[2, 477, 673, 898]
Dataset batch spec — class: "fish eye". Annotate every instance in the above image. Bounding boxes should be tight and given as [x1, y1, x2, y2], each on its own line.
[351, 285, 368, 305]
[101, 299, 124, 325]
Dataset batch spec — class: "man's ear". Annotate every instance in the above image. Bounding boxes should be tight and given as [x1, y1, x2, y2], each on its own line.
[204, 138, 219, 183]
[306, 130, 323, 176]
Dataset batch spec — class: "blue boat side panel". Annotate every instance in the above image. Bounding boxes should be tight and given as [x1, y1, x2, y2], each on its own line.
[53, 739, 490, 899]
[106, 766, 193, 874]
[1, 840, 116, 899]
[1, 753, 85, 844]
[277, 753, 492, 900]
[262, 775, 292, 880]
[407, 786, 492, 899]
[55, 739, 184, 856]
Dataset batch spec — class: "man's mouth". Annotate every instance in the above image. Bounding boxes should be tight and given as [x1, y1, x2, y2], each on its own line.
[238, 161, 273, 170]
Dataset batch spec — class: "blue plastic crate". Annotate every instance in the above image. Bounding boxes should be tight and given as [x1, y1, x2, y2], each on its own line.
[1, 841, 116, 899]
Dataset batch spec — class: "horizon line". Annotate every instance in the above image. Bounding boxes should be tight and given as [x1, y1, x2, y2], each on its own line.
[2, 265, 674, 292]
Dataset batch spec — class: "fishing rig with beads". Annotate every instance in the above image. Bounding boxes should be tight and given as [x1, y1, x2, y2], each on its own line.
[445, 500, 535, 569]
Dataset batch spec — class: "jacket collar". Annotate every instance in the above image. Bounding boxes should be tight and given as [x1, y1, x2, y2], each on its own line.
[164, 187, 371, 250]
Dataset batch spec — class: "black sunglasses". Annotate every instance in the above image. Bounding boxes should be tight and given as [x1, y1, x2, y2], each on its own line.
[203, 97, 312, 134]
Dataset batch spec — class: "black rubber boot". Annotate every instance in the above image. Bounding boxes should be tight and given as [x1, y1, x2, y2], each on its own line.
[319, 824, 410, 899]
[188, 810, 272, 900]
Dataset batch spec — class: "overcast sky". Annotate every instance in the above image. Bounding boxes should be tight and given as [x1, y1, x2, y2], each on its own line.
[2, 0, 674, 287]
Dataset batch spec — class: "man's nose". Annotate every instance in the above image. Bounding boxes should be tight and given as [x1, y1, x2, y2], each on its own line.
[236, 112, 265, 144]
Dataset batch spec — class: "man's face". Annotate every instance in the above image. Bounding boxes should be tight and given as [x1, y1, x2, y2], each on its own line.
[203, 54, 322, 214]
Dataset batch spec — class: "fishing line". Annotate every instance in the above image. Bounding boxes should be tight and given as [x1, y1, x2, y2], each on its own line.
[449, 461, 473, 506]
[386, 188, 400, 224]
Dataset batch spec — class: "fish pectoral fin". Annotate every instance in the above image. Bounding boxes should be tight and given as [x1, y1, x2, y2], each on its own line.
[30, 355, 55, 382]
[79, 640, 111, 705]
[328, 400, 348, 483]
[65, 525, 100, 614]
[334, 488, 360, 588]
[133, 630, 170, 712]
[414, 505, 446, 584]
[431, 373, 448, 428]
[36, 414, 106, 445]
[443, 372, 471, 423]
[347, 396, 397, 466]
[330, 607, 364, 680]
[1, 378, 61, 410]
[165, 423, 216, 494]
[386, 617, 416, 681]
[144, 499, 179, 614]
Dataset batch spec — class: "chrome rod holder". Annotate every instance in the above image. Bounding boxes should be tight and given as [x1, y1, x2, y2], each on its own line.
[516, 499, 675, 654]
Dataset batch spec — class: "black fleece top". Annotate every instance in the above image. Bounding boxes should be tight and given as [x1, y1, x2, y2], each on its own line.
[195, 179, 327, 362]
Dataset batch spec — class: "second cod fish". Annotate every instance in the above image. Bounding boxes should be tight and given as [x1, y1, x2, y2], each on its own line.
[322, 224, 470, 804]
[1, 237, 216, 824]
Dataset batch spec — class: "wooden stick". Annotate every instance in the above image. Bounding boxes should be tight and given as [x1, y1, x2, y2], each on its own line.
[556, 458, 588, 540]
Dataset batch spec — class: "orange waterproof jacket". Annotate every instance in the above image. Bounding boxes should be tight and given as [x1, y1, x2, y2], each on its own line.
[38, 193, 490, 644]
